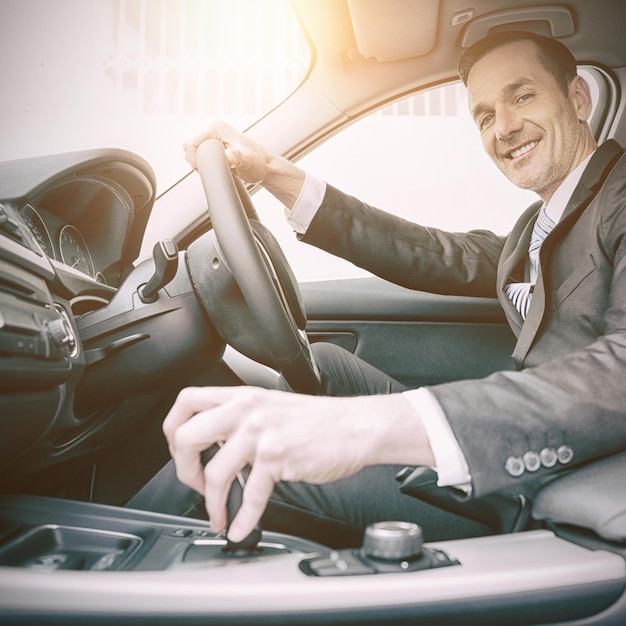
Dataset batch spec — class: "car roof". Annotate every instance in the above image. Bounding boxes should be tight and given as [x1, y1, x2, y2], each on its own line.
[249, 0, 626, 158]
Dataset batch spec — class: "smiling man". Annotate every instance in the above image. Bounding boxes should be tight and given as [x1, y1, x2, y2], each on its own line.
[465, 36, 596, 201]
[158, 31, 626, 547]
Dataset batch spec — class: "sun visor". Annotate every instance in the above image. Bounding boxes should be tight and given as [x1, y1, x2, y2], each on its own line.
[347, 0, 439, 62]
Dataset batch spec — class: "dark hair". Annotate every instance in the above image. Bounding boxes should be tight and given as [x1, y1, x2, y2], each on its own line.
[458, 31, 578, 95]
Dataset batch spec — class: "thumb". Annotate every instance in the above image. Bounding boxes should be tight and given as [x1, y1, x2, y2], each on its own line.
[223, 146, 265, 184]
[224, 146, 243, 169]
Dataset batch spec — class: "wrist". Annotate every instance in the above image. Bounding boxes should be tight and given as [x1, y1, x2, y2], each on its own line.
[262, 154, 306, 208]
[354, 395, 435, 468]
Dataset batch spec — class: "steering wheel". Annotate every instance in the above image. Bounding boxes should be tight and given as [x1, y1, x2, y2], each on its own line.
[190, 139, 321, 395]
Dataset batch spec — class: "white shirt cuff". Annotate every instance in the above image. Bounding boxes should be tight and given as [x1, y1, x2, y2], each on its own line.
[402, 387, 471, 489]
[285, 173, 326, 234]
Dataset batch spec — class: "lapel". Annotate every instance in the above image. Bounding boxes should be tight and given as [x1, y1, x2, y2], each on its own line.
[503, 140, 625, 366]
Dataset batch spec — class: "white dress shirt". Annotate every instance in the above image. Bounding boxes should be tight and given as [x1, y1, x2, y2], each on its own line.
[285, 153, 594, 487]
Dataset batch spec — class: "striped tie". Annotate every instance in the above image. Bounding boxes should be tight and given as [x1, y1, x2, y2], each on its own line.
[505, 205, 556, 319]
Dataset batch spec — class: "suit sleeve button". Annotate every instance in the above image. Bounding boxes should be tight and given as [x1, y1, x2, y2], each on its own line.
[540, 447, 558, 468]
[523, 451, 541, 472]
[505, 456, 525, 477]
[557, 445, 574, 465]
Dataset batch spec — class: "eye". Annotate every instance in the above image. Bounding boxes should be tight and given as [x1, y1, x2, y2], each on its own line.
[516, 92, 535, 105]
[478, 113, 494, 131]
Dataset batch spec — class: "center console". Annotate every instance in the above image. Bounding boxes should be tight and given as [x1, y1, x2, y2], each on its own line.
[0, 492, 624, 626]
[0, 495, 320, 573]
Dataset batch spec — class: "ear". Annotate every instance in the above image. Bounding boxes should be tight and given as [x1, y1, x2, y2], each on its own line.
[569, 75, 593, 122]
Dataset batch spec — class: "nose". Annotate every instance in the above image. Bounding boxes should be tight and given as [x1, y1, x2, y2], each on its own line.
[494, 105, 523, 141]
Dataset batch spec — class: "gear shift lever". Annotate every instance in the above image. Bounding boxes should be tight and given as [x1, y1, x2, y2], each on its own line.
[200, 444, 262, 552]
[139, 239, 179, 303]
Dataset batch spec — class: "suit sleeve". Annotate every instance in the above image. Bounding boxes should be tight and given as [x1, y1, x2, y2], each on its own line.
[301, 184, 506, 298]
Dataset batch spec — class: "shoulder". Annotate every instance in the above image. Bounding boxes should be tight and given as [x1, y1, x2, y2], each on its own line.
[594, 145, 626, 239]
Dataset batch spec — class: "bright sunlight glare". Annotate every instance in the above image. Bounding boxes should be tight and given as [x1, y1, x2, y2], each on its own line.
[0, 0, 310, 191]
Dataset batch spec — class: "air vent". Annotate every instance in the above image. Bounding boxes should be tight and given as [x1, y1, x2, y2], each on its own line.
[0, 204, 27, 248]
[0, 271, 49, 306]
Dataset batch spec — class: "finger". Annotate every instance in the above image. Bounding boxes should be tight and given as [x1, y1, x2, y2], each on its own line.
[184, 141, 241, 173]
[226, 463, 276, 544]
[183, 146, 198, 169]
[162, 387, 234, 453]
[162, 387, 201, 454]
[183, 134, 213, 168]
[224, 146, 242, 169]
[169, 415, 221, 494]
[166, 389, 245, 494]
[202, 432, 255, 534]
[183, 122, 235, 167]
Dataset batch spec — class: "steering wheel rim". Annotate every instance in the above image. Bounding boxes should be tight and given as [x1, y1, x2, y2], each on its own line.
[195, 139, 321, 394]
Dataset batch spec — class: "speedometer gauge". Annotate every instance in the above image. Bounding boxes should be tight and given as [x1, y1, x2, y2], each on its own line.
[21, 204, 56, 259]
[59, 225, 95, 277]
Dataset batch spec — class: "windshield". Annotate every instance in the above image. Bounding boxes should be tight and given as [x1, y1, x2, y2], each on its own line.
[0, 0, 310, 192]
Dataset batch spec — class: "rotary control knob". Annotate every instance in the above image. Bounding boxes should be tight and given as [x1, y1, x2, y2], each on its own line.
[47, 317, 72, 346]
[46, 307, 78, 358]
[362, 521, 423, 561]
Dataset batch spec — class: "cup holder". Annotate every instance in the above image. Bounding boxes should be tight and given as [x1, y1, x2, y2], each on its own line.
[0, 524, 142, 571]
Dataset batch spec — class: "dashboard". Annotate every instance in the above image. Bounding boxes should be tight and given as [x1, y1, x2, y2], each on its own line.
[0, 148, 157, 472]
[0, 146, 223, 481]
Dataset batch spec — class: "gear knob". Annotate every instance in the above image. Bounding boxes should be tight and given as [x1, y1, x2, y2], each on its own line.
[200, 444, 262, 552]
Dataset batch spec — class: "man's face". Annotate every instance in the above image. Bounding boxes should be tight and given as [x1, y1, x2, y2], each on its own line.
[467, 40, 592, 201]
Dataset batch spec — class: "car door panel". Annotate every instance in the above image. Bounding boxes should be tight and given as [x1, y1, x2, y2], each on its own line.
[302, 277, 516, 388]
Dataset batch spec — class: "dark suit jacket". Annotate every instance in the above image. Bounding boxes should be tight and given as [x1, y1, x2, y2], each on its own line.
[302, 139, 626, 497]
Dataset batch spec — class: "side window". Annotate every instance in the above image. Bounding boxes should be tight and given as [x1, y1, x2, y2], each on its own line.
[255, 74, 609, 282]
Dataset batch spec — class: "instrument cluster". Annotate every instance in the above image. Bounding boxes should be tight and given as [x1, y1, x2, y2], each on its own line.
[19, 203, 107, 284]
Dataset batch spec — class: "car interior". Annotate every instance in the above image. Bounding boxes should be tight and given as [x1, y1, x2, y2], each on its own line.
[1, 0, 625, 624]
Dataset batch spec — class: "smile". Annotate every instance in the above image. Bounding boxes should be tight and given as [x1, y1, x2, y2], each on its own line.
[508, 141, 538, 159]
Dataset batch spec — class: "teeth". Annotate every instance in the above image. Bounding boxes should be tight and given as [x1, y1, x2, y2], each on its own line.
[510, 141, 537, 159]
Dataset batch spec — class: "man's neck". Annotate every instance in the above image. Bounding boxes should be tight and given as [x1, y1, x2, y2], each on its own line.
[543, 150, 596, 223]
